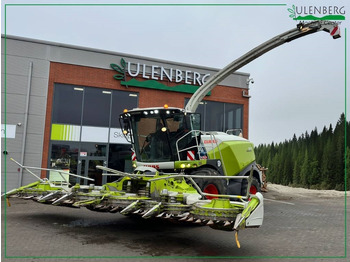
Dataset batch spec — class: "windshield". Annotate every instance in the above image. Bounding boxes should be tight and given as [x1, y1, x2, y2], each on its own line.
[130, 112, 183, 162]
[122, 109, 201, 163]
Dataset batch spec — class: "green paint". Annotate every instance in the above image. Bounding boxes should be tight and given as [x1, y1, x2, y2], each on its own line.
[6, 181, 63, 197]
[241, 197, 259, 217]
[51, 124, 65, 140]
[102, 182, 125, 192]
[294, 15, 345, 21]
[207, 141, 255, 176]
[202, 198, 240, 209]
[191, 198, 243, 218]
[51, 124, 80, 141]
[150, 174, 197, 195]
[120, 79, 211, 95]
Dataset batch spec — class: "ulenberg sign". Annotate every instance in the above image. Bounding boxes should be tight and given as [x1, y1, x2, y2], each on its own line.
[288, 5, 345, 20]
[110, 58, 211, 95]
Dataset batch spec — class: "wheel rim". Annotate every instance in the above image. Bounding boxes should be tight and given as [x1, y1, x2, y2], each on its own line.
[203, 184, 219, 199]
[249, 185, 257, 195]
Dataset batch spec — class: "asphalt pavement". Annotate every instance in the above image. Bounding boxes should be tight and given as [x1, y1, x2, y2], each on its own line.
[1, 187, 349, 262]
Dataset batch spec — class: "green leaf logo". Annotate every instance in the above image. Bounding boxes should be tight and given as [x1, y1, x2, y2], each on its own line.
[288, 5, 296, 19]
[111, 58, 126, 81]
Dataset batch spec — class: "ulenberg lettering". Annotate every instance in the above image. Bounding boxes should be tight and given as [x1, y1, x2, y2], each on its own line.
[295, 6, 345, 15]
[127, 62, 210, 86]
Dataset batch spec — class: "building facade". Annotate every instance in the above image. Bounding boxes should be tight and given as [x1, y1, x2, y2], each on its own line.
[1, 35, 251, 192]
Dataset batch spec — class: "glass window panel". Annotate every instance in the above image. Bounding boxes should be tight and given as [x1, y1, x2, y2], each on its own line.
[111, 91, 138, 127]
[184, 98, 204, 130]
[52, 84, 83, 125]
[49, 142, 79, 184]
[205, 101, 224, 131]
[225, 103, 243, 131]
[107, 144, 133, 182]
[80, 143, 107, 157]
[87, 160, 104, 186]
[185, 99, 243, 133]
[82, 88, 111, 127]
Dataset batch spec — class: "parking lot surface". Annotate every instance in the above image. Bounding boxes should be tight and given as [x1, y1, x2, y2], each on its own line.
[1, 185, 349, 262]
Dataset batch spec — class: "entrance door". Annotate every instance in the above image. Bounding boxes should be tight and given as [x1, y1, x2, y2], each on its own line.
[77, 158, 106, 186]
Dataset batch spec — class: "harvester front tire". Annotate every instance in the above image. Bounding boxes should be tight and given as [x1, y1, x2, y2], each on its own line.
[249, 177, 261, 195]
[191, 168, 226, 200]
[241, 177, 261, 195]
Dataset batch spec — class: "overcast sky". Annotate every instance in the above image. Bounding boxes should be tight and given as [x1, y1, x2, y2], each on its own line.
[1, 0, 349, 145]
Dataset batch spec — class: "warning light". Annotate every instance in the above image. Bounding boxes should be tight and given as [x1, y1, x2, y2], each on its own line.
[123, 109, 128, 113]
[123, 130, 128, 135]
[163, 104, 169, 109]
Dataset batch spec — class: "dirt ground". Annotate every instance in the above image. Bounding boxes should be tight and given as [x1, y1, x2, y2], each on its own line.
[267, 183, 349, 199]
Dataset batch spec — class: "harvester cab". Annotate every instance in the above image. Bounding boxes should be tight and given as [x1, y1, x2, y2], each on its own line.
[120, 107, 200, 164]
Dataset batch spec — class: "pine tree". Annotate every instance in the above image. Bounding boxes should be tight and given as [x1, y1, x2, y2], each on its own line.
[309, 158, 319, 187]
[320, 138, 333, 189]
[300, 149, 310, 187]
[254, 113, 349, 191]
[292, 158, 301, 186]
[333, 113, 346, 190]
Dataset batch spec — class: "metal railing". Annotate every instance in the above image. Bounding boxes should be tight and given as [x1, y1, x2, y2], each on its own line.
[175, 130, 227, 176]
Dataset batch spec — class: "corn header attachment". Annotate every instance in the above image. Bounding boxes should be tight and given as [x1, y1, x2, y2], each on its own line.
[5, 158, 263, 248]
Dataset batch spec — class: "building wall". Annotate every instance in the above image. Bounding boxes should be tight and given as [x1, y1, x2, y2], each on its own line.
[1, 38, 50, 190]
[2, 35, 251, 192]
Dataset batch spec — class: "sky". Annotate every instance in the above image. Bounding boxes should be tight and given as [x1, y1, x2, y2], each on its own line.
[1, 0, 349, 146]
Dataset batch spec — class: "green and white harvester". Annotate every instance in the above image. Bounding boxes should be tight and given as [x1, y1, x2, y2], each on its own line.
[5, 21, 340, 247]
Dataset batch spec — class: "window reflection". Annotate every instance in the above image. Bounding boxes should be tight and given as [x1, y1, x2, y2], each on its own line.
[50, 143, 79, 184]
[52, 84, 83, 125]
[82, 88, 111, 127]
[80, 143, 107, 157]
[184, 99, 243, 132]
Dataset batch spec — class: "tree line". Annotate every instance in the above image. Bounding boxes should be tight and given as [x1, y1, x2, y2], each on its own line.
[254, 113, 349, 191]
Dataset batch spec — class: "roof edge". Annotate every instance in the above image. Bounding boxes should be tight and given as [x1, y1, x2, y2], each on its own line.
[1, 34, 250, 77]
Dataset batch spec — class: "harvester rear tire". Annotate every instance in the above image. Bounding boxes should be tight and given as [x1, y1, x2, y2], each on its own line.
[191, 168, 226, 200]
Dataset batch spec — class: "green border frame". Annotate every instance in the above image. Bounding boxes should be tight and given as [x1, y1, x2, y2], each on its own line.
[2, 2, 347, 260]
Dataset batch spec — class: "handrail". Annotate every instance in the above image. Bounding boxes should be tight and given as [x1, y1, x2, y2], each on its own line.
[175, 130, 205, 161]
[174, 130, 228, 176]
